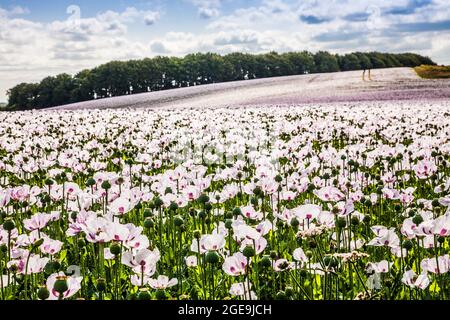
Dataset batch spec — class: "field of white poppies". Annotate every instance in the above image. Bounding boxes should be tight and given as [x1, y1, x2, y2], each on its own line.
[1, 99, 450, 300]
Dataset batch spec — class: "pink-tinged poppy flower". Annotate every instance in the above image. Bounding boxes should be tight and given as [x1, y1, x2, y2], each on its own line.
[401, 270, 430, 290]
[421, 255, 450, 274]
[185, 256, 198, 267]
[121, 248, 160, 275]
[223, 252, 248, 276]
[191, 234, 226, 254]
[40, 238, 63, 255]
[293, 204, 322, 221]
[109, 196, 132, 215]
[367, 226, 400, 248]
[292, 247, 309, 266]
[148, 275, 178, 289]
[366, 260, 391, 274]
[240, 205, 263, 221]
[413, 160, 437, 179]
[229, 282, 257, 299]
[24, 213, 52, 231]
[313, 186, 345, 202]
[46, 272, 82, 300]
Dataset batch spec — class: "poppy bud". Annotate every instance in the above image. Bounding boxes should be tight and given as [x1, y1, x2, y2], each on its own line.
[402, 240, 413, 251]
[285, 287, 294, 297]
[53, 276, 68, 294]
[276, 291, 287, 300]
[144, 218, 154, 229]
[155, 289, 167, 300]
[198, 194, 209, 204]
[270, 251, 277, 259]
[336, 217, 347, 229]
[97, 278, 107, 292]
[153, 197, 163, 208]
[173, 215, 184, 227]
[37, 286, 50, 300]
[225, 219, 233, 229]
[86, 178, 96, 186]
[232, 208, 242, 217]
[101, 181, 111, 190]
[110, 242, 121, 256]
[3, 219, 15, 231]
[242, 246, 256, 258]
[143, 208, 152, 218]
[205, 251, 220, 264]
[259, 256, 272, 268]
[138, 288, 152, 300]
[290, 218, 300, 228]
[169, 202, 179, 211]
[204, 202, 213, 212]
[412, 215, 423, 225]
[363, 215, 371, 224]
[193, 230, 201, 239]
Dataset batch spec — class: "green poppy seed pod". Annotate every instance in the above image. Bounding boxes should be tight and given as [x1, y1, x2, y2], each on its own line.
[173, 215, 184, 227]
[285, 287, 294, 297]
[44, 178, 54, 186]
[204, 202, 213, 212]
[52, 260, 61, 271]
[153, 197, 163, 208]
[198, 211, 206, 219]
[363, 215, 371, 224]
[37, 286, 50, 300]
[101, 181, 111, 190]
[169, 202, 179, 211]
[432, 199, 440, 208]
[336, 217, 347, 229]
[402, 240, 413, 251]
[205, 251, 220, 264]
[110, 242, 121, 256]
[438, 236, 445, 244]
[225, 219, 233, 229]
[412, 215, 424, 225]
[144, 218, 154, 229]
[189, 208, 197, 217]
[44, 262, 54, 275]
[276, 291, 287, 300]
[395, 204, 402, 212]
[308, 240, 317, 250]
[198, 194, 209, 204]
[250, 197, 258, 206]
[269, 250, 277, 259]
[97, 278, 107, 292]
[0, 244, 6, 253]
[143, 208, 152, 218]
[53, 276, 68, 294]
[138, 288, 152, 300]
[193, 230, 201, 239]
[259, 256, 272, 268]
[242, 246, 256, 258]
[155, 289, 167, 300]
[275, 175, 283, 183]
[70, 212, 78, 220]
[299, 269, 308, 277]
[232, 208, 242, 217]
[290, 217, 300, 228]
[224, 211, 233, 219]
[205, 217, 211, 225]
[2, 219, 15, 231]
[9, 264, 18, 273]
[164, 187, 173, 195]
[351, 216, 360, 226]
[148, 202, 156, 210]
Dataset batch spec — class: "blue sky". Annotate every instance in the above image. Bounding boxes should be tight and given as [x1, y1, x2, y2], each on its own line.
[0, 0, 449, 102]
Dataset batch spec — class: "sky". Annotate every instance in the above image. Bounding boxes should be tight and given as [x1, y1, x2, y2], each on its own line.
[0, 0, 449, 102]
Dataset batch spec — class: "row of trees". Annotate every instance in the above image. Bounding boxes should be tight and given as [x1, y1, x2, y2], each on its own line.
[6, 51, 435, 110]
